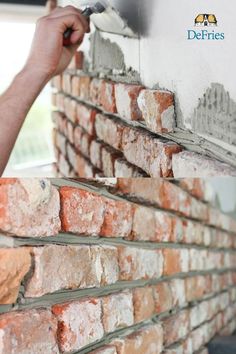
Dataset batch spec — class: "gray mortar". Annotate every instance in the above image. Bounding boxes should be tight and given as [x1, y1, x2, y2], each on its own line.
[89, 31, 141, 83]
[191, 83, 236, 146]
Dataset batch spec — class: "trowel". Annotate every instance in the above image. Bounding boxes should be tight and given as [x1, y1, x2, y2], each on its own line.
[64, 0, 138, 44]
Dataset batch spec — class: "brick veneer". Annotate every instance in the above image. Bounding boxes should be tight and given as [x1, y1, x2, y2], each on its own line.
[0, 178, 236, 353]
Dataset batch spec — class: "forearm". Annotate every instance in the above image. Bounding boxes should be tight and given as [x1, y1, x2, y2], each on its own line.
[0, 66, 49, 175]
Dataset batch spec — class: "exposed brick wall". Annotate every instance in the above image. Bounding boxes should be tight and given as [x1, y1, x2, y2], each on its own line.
[0, 178, 236, 353]
[51, 52, 236, 178]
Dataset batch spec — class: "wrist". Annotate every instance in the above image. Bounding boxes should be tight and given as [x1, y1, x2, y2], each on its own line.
[19, 64, 52, 87]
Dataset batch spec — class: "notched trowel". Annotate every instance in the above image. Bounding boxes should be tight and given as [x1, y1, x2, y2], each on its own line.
[64, 0, 138, 43]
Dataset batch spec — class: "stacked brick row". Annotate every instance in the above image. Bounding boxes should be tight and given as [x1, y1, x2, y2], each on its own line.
[0, 178, 236, 354]
[51, 53, 236, 178]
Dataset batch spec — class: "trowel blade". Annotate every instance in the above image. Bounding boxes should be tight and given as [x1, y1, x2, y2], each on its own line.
[72, 0, 138, 38]
[90, 2, 138, 38]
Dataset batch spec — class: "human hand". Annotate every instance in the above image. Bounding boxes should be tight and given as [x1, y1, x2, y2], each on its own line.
[25, 6, 90, 81]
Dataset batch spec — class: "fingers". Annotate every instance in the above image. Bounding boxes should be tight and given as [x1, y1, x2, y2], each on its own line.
[47, 5, 89, 33]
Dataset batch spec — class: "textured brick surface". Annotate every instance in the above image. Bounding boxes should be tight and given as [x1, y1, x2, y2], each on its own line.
[115, 83, 144, 121]
[52, 299, 104, 352]
[0, 179, 60, 237]
[0, 178, 236, 354]
[0, 309, 59, 354]
[0, 247, 31, 304]
[137, 89, 176, 133]
[60, 187, 105, 235]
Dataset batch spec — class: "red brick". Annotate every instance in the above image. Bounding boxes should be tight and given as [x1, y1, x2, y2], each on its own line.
[52, 111, 66, 134]
[0, 247, 31, 304]
[66, 120, 74, 144]
[133, 287, 155, 323]
[67, 143, 77, 168]
[51, 75, 62, 91]
[55, 131, 67, 156]
[137, 89, 176, 133]
[102, 291, 134, 332]
[76, 154, 97, 177]
[60, 187, 105, 235]
[169, 278, 186, 307]
[122, 126, 182, 177]
[185, 275, 211, 302]
[79, 76, 91, 100]
[52, 299, 104, 352]
[101, 146, 121, 177]
[90, 140, 104, 169]
[68, 51, 84, 70]
[160, 180, 191, 216]
[71, 75, 80, 97]
[153, 282, 173, 314]
[64, 97, 77, 123]
[0, 309, 59, 353]
[114, 158, 146, 177]
[113, 324, 163, 354]
[172, 151, 236, 178]
[56, 92, 65, 111]
[77, 103, 97, 135]
[115, 83, 144, 121]
[0, 179, 60, 237]
[118, 246, 163, 281]
[101, 198, 133, 237]
[90, 78, 103, 105]
[163, 310, 190, 346]
[59, 153, 71, 176]
[95, 114, 124, 150]
[25, 245, 119, 297]
[51, 92, 57, 106]
[132, 206, 173, 242]
[116, 178, 163, 205]
[179, 178, 208, 201]
[163, 249, 189, 275]
[62, 73, 72, 94]
[100, 80, 117, 113]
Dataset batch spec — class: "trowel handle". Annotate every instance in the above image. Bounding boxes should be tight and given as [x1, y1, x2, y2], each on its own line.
[63, 7, 92, 46]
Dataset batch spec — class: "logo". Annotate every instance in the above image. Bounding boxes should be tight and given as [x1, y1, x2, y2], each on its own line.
[195, 14, 217, 27]
[187, 14, 225, 40]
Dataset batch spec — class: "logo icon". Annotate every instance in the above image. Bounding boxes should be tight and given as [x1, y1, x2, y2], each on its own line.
[195, 14, 217, 27]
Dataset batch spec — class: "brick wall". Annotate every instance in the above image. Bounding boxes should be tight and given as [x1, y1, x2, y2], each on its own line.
[0, 178, 236, 353]
[51, 52, 236, 178]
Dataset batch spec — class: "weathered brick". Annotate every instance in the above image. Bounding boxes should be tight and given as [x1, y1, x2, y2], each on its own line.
[0, 179, 60, 237]
[62, 73, 71, 94]
[132, 206, 173, 242]
[172, 151, 236, 177]
[0, 309, 59, 353]
[113, 324, 163, 354]
[115, 83, 144, 121]
[163, 310, 190, 346]
[102, 291, 134, 332]
[79, 76, 91, 100]
[76, 154, 97, 178]
[153, 282, 173, 314]
[185, 275, 211, 302]
[56, 92, 65, 111]
[114, 158, 146, 177]
[118, 247, 163, 281]
[64, 97, 77, 123]
[133, 287, 155, 323]
[137, 89, 176, 133]
[101, 146, 122, 177]
[59, 153, 71, 176]
[100, 81, 117, 113]
[25, 245, 118, 297]
[100, 198, 133, 238]
[169, 278, 186, 307]
[60, 187, 105, 235]
[163, 249, 189, 275]
[90, 140, 104, 169]
[0, 247, 31, 304]
[71, 75, 80, 97]
[90, 78, 103, 105]
[122, 126, 182, 177]
[95, 114, 124, 150]
[77, 103, 97, 135]
[51, 75, 62, 91]
[52, 299, 104, 352]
